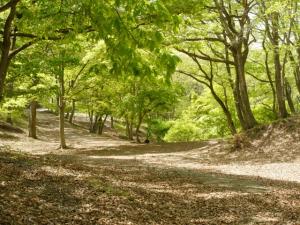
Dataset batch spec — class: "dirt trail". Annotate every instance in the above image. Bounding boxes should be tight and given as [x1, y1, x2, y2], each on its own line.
[93, 153, 300, 183]
[1, 111, 300, 183]
[0, 110, 131, 154]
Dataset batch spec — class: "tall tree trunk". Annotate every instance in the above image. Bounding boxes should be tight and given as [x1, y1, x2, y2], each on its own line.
[28, 100, 37, 139]
[68, 99, 76, 124]
[232, 50, 257, 130]
[224, 44, 246, 131]
[263, 38, 277, 117]
[58, 67, 67, 149]
[274, 49, 288, 118]
[0, 3, 16, 101]
[269, 12, 288, 118]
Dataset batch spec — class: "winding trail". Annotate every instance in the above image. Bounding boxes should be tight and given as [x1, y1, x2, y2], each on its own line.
[1, 110, 300, 183]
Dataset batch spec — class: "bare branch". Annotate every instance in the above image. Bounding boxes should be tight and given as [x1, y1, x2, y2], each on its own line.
[175, 48, 235, 65]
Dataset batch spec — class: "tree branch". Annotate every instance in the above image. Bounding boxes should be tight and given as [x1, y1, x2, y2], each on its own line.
[9, 40, 37, 59]
[175, 47, 235, 65]
[176, 70, 210, 87]
[0, 0, 20, 13]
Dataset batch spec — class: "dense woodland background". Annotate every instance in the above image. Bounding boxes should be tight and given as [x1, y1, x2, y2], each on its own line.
[1, 0, 300, 146]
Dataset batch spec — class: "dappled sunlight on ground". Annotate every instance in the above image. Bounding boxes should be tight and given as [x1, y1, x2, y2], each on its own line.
[0, 111, 300, 224]
[1, 151, 299, 224]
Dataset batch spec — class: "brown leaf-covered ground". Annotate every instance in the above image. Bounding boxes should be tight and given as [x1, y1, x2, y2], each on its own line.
[0, 150, 299, 225]
[0, 111, 300, 224]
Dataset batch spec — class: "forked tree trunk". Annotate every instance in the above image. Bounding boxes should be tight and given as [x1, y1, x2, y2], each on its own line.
[214, 0, 257, 130]
[28, 100, 37, 139]
[98, 114, 108, 135]
[232, 50, 257, 130]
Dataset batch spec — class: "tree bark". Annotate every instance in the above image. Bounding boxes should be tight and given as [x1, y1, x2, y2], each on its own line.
[265, 12, 288, 118]
[125, 116, 133, 140]
[0, 3, 17, 100]
[110, 116, 114, 128]
[28, 100, 37, 139]
[58, 66, 67, 149]
[214, 0, 257, 130]
[263, 39, 277, 117]
[273, 41, 288, 118]
[285, 79, 296, 113]
[91, 115, 99, 133]
[232, 49, 257, 130]
[97, 114, 108, 135]
[88, 110, 94, 132]
[135, 113, 145, 143]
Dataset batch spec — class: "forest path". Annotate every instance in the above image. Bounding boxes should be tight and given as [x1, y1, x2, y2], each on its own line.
[1, 110, 300, 183]
[1, 110, 131, 155]
[1, 111, 300, 224]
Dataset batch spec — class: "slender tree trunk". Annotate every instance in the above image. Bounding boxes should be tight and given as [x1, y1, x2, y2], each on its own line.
[125, 116, 133, 140]
[270, 12, 288, 118]
[110, 116, 114, 128]
[285, 80, 296, 113]
[91, 115, 99, 133]
[28, 100, 37, 139]
[68, 99, 76, 124]
[263, 38, 277, 116]
[274, 49, 288, 118]
[88, 110, 94, 132]
[136, 122, 142, 143]
[58, 68, 67, 149]
[135, 113, 145, 143]
[55, 94, 60, 115]
[296, 47, 300, 93]
[289, 51, 300, 95]
[210, 88, 236, 135]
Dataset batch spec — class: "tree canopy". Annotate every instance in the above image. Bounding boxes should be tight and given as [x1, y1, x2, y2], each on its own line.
[1, 0, 300, 145]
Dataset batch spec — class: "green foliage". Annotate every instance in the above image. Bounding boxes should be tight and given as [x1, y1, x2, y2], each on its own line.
[164, 120, 200, 142]
[3, 0, 300, 143]
[147, 119, 172, 142]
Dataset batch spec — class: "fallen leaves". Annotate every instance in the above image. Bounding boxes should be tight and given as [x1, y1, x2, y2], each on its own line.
[0, 151, 299, 224]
